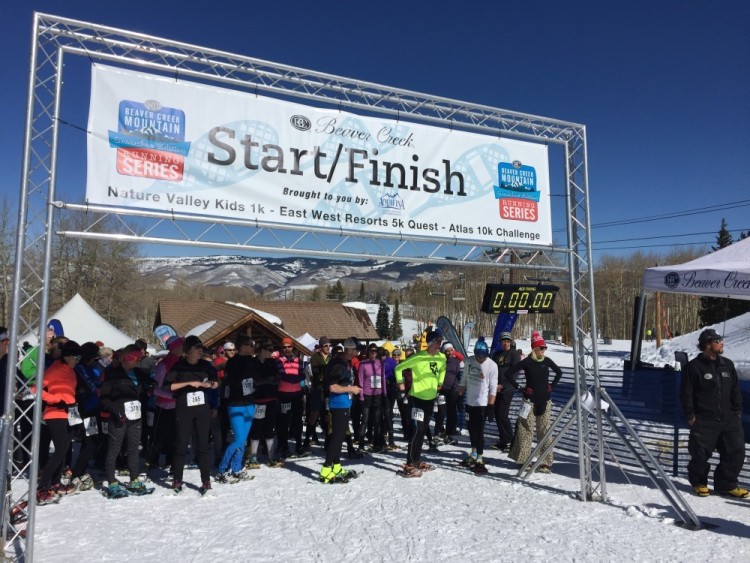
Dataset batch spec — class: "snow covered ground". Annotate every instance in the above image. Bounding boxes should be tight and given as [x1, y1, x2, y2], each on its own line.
[30, 315, 750, 562]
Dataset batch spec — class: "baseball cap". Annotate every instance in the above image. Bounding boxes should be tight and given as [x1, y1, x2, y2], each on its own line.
[425, 329, 442, 345]
[224, 341, 236, 351]
[499, 332, 513, 341]
[698, 328, 723, 348]
[282, 337, 293, 347]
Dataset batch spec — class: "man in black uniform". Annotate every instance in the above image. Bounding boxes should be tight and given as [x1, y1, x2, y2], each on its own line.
[680, 328, 747, 497]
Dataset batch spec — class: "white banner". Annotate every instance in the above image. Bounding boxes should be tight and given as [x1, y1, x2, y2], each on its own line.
[87, 65, 552, 246]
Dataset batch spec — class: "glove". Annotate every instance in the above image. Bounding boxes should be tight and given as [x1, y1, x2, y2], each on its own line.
[523, 387, 533, 399]
[53, 401, 68, 409]
[398, 392, 409, 405]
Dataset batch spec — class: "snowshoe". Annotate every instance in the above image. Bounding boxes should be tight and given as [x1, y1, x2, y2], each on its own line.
[692, 485, 710, 497]
[199, 481, 216, 497]
[102, 482, 129, 500]
[72, 473, 95, 491]
[347, 447, 365, 459]
[267, 458, 285, 468]
[10, 501, 29, 525]
[471, 461, 489, 474]
[397, 464, 423, 478]
[417, 461, 435, 472]
[172, 481, 183, 495]
[232, 470, 254, 482]
[537, 464, 551, 474]
[36, 489, 60, 506]
[127, 480, 155, 496]
[116, 469, 130, 477]
[215, 472, 239, 485]
[336, 469, 361, 482]
[245, 457, 261, 470]
[51, 483, 78, 496]
[386, 443, 400, 451]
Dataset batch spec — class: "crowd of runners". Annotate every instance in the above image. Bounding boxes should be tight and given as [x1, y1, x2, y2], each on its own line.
[0, 321, 566, 503]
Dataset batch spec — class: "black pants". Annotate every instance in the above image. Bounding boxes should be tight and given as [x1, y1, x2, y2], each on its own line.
[173, 405, 211, 484]
[687, 416, 745, 491]
[305, 386, 326, 444]
[39, 419, 71, 489]
[105, 418, 142, 482]
[444, 389, 459, 435]
[277, 393, 304, 454]
[146, 407, 176, 468]
[407, 397, 435, 465]
[72, 418, 101, 477]
[208, 409, 223, 467]
[493, 388, 515, 446]
[324, 408, 350, 467]
[396, 394, 412, 441]
[358, 395, 384, 447]
[433, 394, 447, 436]
[467, 405, 487, 455]
[249, 401, 277, 441]
[350, 399, 363, 442]
[382, 392, 397, 445]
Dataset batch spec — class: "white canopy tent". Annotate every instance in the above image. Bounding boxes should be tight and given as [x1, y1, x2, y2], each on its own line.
[634, 237, 750, 365]
[643, 236, 750, 300]
[20, 293, 135, 349]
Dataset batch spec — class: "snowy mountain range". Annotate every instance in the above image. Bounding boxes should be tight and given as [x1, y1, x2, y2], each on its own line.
[137, 255, 444, 295]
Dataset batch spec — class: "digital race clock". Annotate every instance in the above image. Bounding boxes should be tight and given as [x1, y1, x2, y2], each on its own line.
[480, 284, 559, 314]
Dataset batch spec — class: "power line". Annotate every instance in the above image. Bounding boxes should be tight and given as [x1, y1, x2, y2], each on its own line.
[594, 228, 748, 245]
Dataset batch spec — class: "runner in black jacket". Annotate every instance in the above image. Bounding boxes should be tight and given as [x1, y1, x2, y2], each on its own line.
[164, 335, 219, 495]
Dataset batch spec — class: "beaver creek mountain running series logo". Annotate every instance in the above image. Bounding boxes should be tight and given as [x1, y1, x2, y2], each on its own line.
[108, 99, 191, 181]
[493, 160, 540, 222]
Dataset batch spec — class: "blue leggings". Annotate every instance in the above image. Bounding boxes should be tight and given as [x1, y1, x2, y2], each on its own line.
[218, 404, 256, 473]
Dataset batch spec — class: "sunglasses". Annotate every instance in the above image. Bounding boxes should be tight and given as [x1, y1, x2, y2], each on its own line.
[538, 346, 547, 351]
[321, 344, 331, 347]
[282, 346, 293, 349]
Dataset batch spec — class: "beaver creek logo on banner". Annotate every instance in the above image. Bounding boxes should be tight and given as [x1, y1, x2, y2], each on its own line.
[493, 160, 540, 222]
[108, 99, 191, 182]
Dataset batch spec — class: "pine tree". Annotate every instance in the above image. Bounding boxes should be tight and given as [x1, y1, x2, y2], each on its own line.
[358, 282, 365, 301]
[376, 301, 390, 339]
[334, 280, 345, 301]
[390, 298, 403, 339]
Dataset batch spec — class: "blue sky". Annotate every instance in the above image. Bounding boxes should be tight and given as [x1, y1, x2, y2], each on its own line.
[2, 1, 749, 262]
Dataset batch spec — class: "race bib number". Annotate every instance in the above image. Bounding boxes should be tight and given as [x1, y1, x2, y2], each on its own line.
[186, 391, 205, 407]
[254, 404, 267, 419]
[370, 375, 382, 389]
[124, 400, 142, 421]
[146, 410, 155, 427]
[437, 395, 446, 406]
[280, 402, 292, 414]
[411, 407, 425, 422]
[519, 401, 532, 420]
[101, 421, 108, 435]
[67, 405, 83, 426]
[83, 416, 98, 436]
[241, 378, 255, 396]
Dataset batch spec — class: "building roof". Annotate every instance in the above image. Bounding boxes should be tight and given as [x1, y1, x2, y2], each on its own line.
[154, 300, 378, 350]
[241, 301, 379, 342]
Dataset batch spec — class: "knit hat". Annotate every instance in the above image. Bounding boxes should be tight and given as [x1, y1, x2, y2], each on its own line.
[474, 337, 489, 356]
[343, 337, 359, 350]
[184, 335, 203, 352]
[80, 342, 101, 362]
[530, 332, 546, 349]
[60, 340, 82, 358]
[224, 341, 236, 351]
[318, 336, 330, 346]
[441, 342, 454, 352]
[425, 329, 442, 345]
[47, 319, 64, 337]
[499, 332, 513, 341]
[282, 337, 293, 347]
